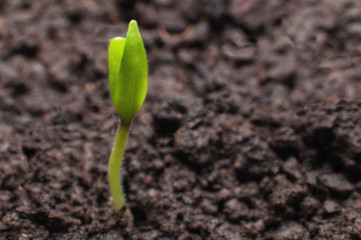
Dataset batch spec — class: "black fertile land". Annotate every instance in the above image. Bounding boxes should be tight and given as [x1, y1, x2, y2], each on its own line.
[1, 0, 361, 239]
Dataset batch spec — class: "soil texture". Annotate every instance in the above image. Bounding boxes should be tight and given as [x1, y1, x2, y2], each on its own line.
[1, 0, 361, 239]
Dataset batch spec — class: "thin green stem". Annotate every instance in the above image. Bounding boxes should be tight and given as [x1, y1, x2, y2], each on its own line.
[108, 122, 130, 211]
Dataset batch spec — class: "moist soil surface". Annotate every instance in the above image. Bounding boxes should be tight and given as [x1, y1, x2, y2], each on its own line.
[1, 0, 361, 239]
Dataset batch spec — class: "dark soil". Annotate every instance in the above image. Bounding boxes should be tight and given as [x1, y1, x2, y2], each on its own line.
[1, 0, 361, 239]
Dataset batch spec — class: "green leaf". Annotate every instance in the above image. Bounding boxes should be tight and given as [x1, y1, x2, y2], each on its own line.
[108, 37, 126, 108]
[108, 20, 148, 126]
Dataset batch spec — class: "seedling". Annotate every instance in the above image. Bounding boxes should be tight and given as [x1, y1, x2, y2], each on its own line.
[108, 20, 147, 212]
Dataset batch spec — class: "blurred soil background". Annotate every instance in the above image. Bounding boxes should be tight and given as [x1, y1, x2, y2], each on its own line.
[1, 0, 361, 239]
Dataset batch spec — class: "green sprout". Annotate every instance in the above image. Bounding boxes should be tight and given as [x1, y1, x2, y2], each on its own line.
[108, 20, 147, 212]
